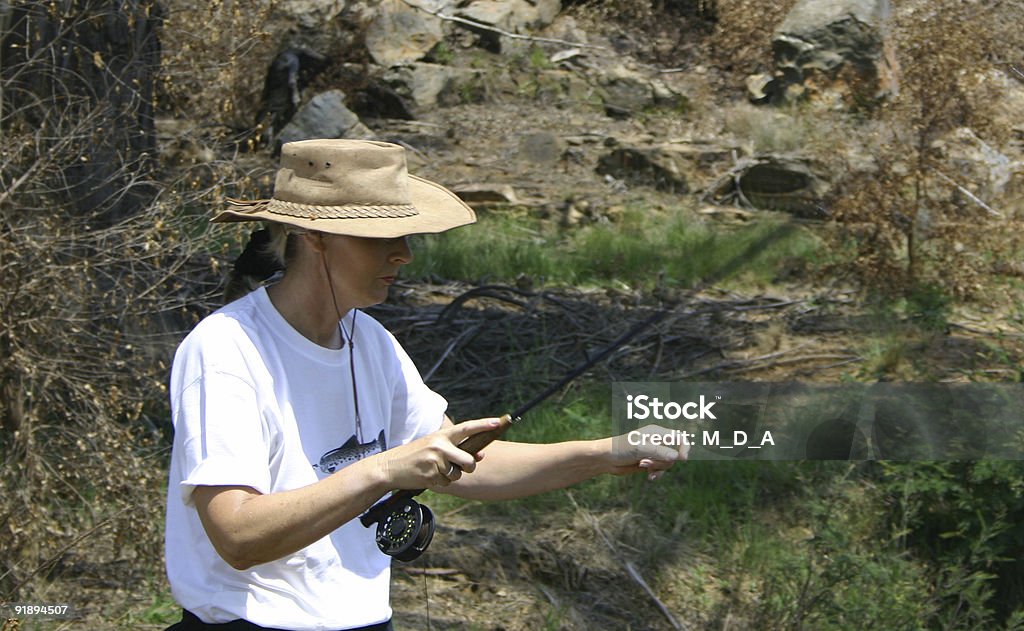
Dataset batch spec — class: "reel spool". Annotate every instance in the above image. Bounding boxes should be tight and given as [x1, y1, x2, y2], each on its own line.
[374, 496, 435, 562]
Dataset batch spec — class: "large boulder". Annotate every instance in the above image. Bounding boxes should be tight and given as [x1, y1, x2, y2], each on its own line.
[756, 0, 899, 107]
[597, 144, 690, 194]
[708, 156, 832, 217]
[597, 140, 740, 194]
[597, 65, 687, 118]
[453, 0, 561, 52]
[364, 0, 444, 67]
[929, 127, 1024, 213]
[277, 90, 374, 146]
[382, 63, 486, 111]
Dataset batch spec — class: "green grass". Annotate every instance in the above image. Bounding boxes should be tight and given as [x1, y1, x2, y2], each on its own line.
[405, 207, 821, 291]
[422, 382, 1024, 626]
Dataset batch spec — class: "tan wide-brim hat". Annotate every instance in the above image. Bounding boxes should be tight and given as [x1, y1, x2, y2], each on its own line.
[213, 139, 476, 238]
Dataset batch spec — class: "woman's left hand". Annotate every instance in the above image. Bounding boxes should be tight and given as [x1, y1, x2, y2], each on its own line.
[607, 424, 689, 481]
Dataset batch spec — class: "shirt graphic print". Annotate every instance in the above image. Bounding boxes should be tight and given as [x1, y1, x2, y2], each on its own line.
[312, 430, 387, 474]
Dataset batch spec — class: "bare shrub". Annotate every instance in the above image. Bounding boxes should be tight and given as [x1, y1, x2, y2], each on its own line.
[568, 0, 719, 66]
[826, 0, 1024, 299]
[159, 0, 277, 132]
[0, 1, 260, 601]
[706, 0, 799, 83]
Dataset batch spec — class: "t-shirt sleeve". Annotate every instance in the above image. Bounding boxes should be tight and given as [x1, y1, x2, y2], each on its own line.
[172, 369, 273, 505]
[387, 332, 447, 446]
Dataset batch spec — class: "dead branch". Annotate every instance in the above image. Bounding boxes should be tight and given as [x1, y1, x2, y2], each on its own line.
[568, 496, 686, 631]
[398, 0, 608, 51]
[932, 170, 1003, 218]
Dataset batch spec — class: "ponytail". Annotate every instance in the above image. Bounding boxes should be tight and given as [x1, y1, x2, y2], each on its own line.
[224, 228, 286, 303]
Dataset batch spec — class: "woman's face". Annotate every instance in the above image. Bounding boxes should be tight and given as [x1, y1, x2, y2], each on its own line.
[318, 234, 413, 310]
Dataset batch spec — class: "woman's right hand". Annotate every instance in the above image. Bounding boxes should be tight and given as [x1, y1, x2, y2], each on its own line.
[374, 417, 502, 489]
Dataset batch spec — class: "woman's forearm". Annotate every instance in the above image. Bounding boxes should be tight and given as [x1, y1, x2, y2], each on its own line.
[193, 457, 390, 570]
[442, 438, 617, 501]
[193, 418, 503, 569]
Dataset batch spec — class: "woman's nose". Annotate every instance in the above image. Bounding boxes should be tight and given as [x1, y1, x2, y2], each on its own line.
[390, 237, 413, 265]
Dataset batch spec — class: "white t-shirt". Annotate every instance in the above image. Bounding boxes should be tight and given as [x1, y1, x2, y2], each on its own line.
[165, 287, 446, 630]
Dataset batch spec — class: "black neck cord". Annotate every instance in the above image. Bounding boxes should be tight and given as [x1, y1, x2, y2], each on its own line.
[322, 248, 363, 443]
[339, 312, 363, 443]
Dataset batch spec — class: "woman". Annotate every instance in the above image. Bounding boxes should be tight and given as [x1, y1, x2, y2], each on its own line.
[165, 139, 683, 631]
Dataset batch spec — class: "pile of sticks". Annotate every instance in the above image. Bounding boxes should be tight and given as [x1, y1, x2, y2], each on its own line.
[370, 282, 850, 418]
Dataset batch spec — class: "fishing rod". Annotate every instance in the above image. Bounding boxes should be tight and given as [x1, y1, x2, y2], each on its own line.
[360, 220, 800, 561]
[359, 308, 671, 561]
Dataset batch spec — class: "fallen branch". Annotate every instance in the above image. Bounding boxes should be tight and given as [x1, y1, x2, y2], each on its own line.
[624, 561, 683, 631]
[569, 495, 686, 631]
[933, 169, 1003, 218]
[399, 0, 607, 51]
[680, 345, 810, 378]
[423, 322, 483, 382]
[402, 567, 463, 577]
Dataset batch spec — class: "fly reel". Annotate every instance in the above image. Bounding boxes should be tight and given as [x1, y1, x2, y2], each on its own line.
[360, 415, 516, 560]
[373, 496, 435, 562]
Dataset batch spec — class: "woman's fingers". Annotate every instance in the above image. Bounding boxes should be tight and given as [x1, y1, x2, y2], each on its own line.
[380, 418, 501, 489]
[433, 459, 463, 486]
[627, 425, 691, 462]
[445, 417, 502, 445]
[438, 417, 502, 474]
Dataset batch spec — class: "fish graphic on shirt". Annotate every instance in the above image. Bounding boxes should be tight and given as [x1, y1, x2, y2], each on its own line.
[313, 430, 387, 474]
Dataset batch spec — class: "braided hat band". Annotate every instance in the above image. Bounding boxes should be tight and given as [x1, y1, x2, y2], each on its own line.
[225, 199, 419, 220]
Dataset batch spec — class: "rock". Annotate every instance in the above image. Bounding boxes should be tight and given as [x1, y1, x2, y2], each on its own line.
[709, 156, 831, 217]
[364, 0, 444, 67]
[596, 143, 690, 193]
[454, 0, 562, 51]
[451, 183, 520, 205]
[347, 78, 417, 120]
[518, 132, 563, 164]
[768, 0, 899, 107]
[930, 127, 1024, 210]
[593, 64, 687, 117]
[532, 69, 593, 105]
[455, 0, 516, 51]
[543, 14, 588, 46]
[276, 0, 348, 30]
[277, 90, 374, 146]
[550, 48, 582, 65]
[597, 140, 740, 194]
[382, 63, 485, 111]
[528, 0, 561, 27]
[746, 73, 775, 104]
[598, 65, 653, 118]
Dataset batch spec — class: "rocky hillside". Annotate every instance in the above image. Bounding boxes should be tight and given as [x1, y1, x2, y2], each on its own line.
[160, 0, 1023, 251]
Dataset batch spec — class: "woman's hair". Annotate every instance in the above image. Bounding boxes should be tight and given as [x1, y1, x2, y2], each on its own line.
[223, 223, 302, 303]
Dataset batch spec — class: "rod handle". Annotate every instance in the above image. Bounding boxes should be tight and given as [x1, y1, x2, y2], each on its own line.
[455, 413, 514, 459]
